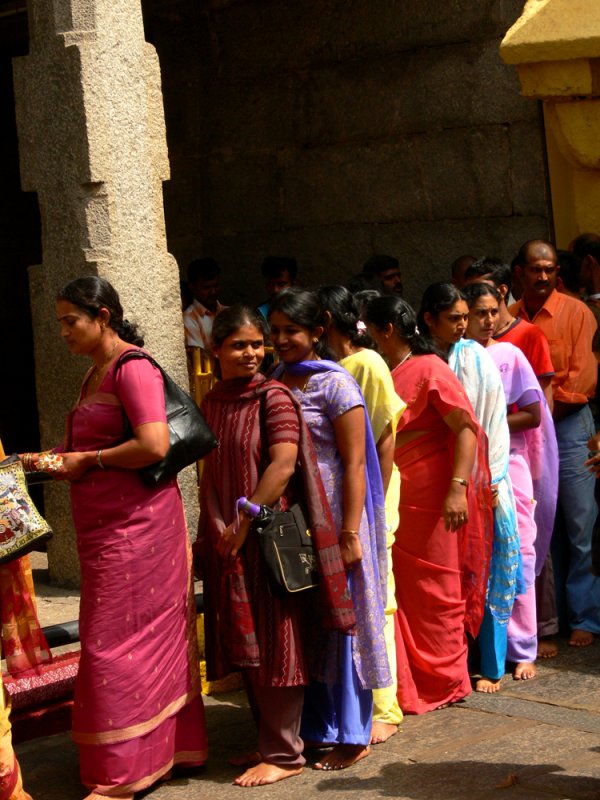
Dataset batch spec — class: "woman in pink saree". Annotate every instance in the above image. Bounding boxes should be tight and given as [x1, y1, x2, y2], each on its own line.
[32, 277, 207, 799]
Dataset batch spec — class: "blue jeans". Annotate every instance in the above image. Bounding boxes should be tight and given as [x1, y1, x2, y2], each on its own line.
[555, 405, 600, 633]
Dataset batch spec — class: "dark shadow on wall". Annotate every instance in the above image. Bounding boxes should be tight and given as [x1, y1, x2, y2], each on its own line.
[0, 6, 42, 455]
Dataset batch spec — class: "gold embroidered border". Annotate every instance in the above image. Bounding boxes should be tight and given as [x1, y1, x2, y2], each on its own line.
[72, 687, 201, 746]
[91, 748, 207, 796]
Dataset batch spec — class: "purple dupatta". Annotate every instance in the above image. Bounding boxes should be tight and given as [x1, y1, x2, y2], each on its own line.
[273, 360, 388, 622]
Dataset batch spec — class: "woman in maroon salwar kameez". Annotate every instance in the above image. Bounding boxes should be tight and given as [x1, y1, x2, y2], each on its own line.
[196, 306, 353, 787]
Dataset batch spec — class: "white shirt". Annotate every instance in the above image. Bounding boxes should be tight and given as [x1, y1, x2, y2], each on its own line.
[183, 299, 227, 349]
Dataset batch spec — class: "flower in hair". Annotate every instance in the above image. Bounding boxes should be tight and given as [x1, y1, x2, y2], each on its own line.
[356, 320, 367, 335]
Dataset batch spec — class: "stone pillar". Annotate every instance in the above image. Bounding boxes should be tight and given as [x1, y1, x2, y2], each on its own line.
[13, 0, 197, 586]
[500, 0, 600, 246]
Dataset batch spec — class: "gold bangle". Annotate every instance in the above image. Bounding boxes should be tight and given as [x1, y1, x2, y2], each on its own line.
[451, 477, 468, 487]
[96, 450, 105, 470]
[340, 529, 359, 536]
[21, 453, 35, 472]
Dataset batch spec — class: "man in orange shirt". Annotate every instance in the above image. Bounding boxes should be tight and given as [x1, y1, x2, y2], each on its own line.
[510, 240, 600, 648]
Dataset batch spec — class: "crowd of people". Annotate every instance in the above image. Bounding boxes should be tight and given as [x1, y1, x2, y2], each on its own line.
[11, 234, 600, 799]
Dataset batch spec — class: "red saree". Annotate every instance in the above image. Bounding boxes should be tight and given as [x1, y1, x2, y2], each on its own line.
[392, 355, 492, 714]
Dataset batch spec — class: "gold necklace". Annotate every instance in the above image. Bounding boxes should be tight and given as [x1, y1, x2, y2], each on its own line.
[396, 349, 412, 367]
[89, 340, 120, 387]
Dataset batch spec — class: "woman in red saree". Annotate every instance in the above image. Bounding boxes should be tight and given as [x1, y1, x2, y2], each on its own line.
[196, 306, 353, 787]
[364, 296, 493, 713]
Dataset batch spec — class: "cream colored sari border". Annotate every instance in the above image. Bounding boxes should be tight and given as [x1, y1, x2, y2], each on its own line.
[90, 749, 207, 796]
[72, 686, 201, 746]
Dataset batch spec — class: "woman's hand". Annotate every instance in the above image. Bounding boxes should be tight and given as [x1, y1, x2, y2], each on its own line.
[53, 451, 94, 482]
[585, 433, 600, 475]
[339, 530, 362, 569]
[491, 484, 499, 508]
[217, 519, 250, 561]
[443, 483, 468, 531]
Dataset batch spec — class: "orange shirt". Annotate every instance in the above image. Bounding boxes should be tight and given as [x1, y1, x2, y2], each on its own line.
[509, 289, 597, 404]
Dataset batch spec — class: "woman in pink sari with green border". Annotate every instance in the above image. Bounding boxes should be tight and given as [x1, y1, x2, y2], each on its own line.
[35, 277, 208, 800]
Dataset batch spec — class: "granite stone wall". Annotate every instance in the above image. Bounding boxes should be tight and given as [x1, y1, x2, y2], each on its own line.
[143, 0, 550, 308]
[13, 0, 197, 586]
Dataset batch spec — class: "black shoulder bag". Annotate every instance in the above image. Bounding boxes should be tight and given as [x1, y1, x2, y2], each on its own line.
[253, 393, 319, 596]
[115, 350, 217, 485]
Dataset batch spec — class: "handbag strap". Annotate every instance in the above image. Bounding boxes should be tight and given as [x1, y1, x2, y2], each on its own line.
[257, 393, 270, 476]
[113, 348, 166, 381]
[112, 349, 166, 437]
[256, 392, 301, 507]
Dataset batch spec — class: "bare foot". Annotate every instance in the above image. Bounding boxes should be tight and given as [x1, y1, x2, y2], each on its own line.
[537, 637, 558, 659]
[513, 661, 537, 681]
[314, 744, 370, 770]
[569, 629, 594, 647]
[229, 750, 261, 767]
[233, 762, 303, 786]
[475, 677, 501, 693]
[303, 740, 334, 750]
[370, 721, 398, 744]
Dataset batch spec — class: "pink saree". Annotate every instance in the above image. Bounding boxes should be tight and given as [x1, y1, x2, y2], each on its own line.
[66, 351, 207, 796]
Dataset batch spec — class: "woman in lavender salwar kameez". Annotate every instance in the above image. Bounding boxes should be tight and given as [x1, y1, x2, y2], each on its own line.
[270, 288, 389, 772]
[464, 282, 558, 681]
[50, 278, 206, 800]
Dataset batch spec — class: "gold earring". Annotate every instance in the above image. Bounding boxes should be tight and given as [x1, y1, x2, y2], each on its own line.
[313, 337, 318, 343]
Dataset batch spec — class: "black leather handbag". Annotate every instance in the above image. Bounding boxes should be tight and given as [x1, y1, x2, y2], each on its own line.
[115, 350, 217, 485]
[254, 502, 319, 597]
[254, 394, 319, 596]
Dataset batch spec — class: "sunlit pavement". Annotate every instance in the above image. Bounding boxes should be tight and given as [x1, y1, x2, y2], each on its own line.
[18, 638, 600, 800]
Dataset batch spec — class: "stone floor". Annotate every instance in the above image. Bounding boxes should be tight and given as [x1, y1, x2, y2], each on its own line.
[18, 555, 600, 800]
